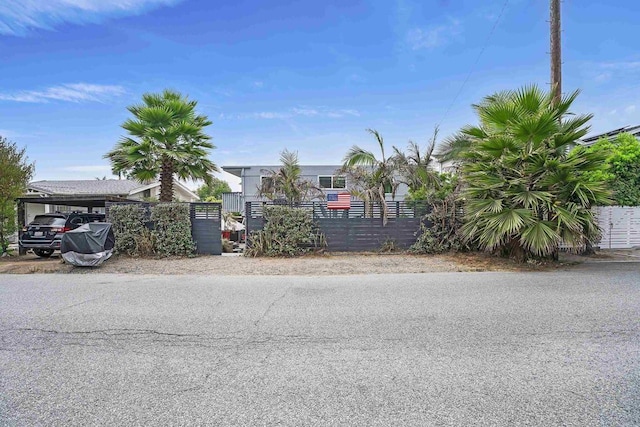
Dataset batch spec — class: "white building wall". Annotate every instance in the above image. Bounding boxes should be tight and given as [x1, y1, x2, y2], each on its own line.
[238, 165, 409, 202]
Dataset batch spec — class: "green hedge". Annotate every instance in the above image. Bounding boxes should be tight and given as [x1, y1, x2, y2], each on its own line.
[109, 204, 147, 256]
[109, 203, 195, 257]
[245, 205, 325, 257]
[150, 203, 195, 257]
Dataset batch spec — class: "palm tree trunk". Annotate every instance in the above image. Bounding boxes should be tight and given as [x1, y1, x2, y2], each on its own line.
[159, 156, 174, 202]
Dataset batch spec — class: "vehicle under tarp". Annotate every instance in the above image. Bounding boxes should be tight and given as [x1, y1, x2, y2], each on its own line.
[61, 222, 115, 267]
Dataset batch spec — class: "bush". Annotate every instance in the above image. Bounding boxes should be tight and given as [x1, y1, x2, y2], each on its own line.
[410, 192, 470, 254]
[245, 205, 326, 257]
[222, 238, 234, 253]
[109, 204, 147, 256]
[151, 203, 195, 257]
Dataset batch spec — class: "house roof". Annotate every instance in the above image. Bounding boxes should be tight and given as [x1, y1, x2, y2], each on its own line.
[28, 179, 142, 196]
[580, 124, 640, 146]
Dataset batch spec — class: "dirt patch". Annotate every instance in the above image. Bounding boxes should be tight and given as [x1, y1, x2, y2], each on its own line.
[0, 251, 578, 275]
[0, 254, 74, 274]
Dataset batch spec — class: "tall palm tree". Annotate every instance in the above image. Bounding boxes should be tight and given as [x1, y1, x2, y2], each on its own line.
[105, 89, 218, 202]
[258, 149, 323, 204]
[342, 129, 399, 224]
[459, 85, 611, 260]
[391, 127, 442, 195]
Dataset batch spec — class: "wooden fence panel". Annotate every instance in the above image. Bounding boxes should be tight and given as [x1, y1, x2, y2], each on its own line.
[190, 203, 222, 255]
[106, 201, 222, 255]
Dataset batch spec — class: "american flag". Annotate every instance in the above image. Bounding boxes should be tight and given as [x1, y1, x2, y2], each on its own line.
[327, 192, 351, 209]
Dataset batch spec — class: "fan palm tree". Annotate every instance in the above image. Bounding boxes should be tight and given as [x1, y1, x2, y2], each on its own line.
[258, 149, 323, 204]
[342, 129, 399, 224]
[105, 89, 218, 202]
[459, 85, 611, 260]
[435, 132, 472, 164]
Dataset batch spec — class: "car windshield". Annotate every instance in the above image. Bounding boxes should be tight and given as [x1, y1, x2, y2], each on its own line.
[31, 216, 66, 226]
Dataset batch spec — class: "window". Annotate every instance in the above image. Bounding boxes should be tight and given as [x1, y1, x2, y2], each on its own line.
[318, 175, 346, 189]
[143, 189, 151, 198]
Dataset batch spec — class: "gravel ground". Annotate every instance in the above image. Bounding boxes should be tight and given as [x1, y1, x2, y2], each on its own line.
[94, 253, 476, 275]
[0, 252, 540, 275]
[4, 248, 633, 275]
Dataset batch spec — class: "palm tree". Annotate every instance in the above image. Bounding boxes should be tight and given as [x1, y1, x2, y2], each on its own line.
[258, 149, 323, 204]
[104, 89, 218, 202]
[342, 129, 399, 224]
[435, 132, 472, 164]
[458, 85, 611, 260]
[391, 127, 442, 196]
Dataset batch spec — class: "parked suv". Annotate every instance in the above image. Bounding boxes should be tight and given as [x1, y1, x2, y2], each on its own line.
[19, 212, 106, 257]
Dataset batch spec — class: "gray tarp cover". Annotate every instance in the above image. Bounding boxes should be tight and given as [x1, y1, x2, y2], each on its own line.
[61, 223, 115, 267]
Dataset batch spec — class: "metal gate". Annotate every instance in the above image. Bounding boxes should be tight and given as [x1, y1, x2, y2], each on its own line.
[190, 203, 222, 255]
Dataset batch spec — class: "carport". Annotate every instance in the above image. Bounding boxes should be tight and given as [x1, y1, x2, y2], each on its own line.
[16, 195, 135, 255]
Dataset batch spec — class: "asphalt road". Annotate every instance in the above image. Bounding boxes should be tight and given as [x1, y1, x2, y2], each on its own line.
[1, 263, 639, 426]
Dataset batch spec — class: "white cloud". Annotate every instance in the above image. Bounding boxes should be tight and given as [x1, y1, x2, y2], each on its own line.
[600, 61, 640, 71]
[624, 105, 636, 114]
[248, 107, 360, 120]
[291, 108, 319, 117]
[407, 19, 461, 50]
[594, 72, 612, 83]
[0, 83, 125, 103]
[0, 0, 182, 36]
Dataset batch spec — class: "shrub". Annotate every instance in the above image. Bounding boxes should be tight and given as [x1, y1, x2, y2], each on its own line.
[109, 204, 147, 256]
[378, 238, 399, 253]
[222, 238, 234, 253]
[134, 228, 155, 257]
[150, 203, 195, 257]
[245, 205, 326, 257]
[410, 191, 470, 254]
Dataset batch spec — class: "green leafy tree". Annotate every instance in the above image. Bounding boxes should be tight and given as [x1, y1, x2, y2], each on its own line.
[581, 133, 640, 206]
[105, 89, 218, 202]
[196, 177, 232, 202]
[342, 129, 399, 224]
[457, 85, 611, 260]
[0, 136, 35, 255]
[258, 149, 324, 204]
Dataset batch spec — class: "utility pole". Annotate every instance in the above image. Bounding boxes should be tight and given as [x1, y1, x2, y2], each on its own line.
[550, 0, 562, 106]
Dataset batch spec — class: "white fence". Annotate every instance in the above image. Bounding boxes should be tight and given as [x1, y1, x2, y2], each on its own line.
[595, 206, 640, 249]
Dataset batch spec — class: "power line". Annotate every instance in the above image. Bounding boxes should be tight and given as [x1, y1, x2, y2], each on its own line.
[436, 0, 510, 128]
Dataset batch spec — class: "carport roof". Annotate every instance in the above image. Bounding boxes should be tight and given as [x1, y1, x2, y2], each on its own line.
[17, 194, 135, 208]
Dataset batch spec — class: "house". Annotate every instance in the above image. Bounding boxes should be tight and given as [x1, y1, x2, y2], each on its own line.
[221, 164, 410, 213]
[579, 124, 640, 147]
[21, 179, 199, 224]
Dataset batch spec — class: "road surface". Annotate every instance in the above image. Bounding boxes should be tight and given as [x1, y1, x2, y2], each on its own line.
[1, 263, 639, 425]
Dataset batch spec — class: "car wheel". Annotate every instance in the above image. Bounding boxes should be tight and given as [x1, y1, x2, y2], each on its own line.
[34, 249, 54, 258]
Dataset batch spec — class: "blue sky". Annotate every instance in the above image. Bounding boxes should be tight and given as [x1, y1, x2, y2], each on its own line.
[1, 0, 639, 190]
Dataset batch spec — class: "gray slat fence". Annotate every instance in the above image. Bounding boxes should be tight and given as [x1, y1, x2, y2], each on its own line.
[246, 201, 430, 252]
